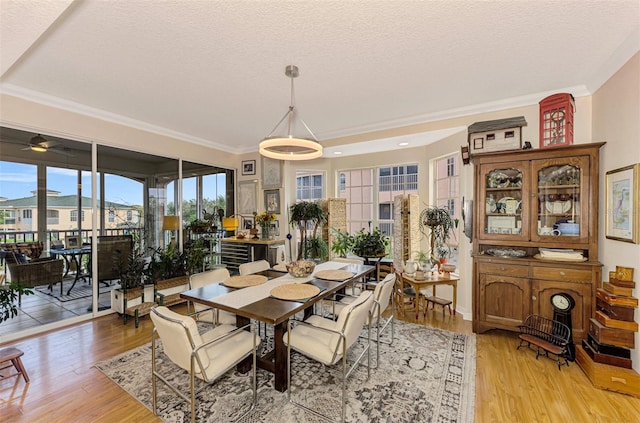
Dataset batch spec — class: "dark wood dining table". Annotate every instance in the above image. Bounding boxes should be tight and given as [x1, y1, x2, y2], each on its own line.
[180, 262, 375, 392]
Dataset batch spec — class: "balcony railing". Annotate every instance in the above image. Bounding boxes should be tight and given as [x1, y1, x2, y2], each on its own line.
[0, 228, 144, 246]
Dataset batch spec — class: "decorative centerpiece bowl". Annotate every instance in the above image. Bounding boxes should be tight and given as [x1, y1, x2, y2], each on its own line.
[286, 260, 316, 278]
[441, 264, 456, 273]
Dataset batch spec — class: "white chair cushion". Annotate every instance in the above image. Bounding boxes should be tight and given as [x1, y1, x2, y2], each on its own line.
[285, 291, 373, 365]
[199, 324, 259, 381]
[285, 319, 343, 365]
[151, 307, 260, 382]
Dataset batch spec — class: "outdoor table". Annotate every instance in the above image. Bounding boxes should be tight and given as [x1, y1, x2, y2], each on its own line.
[50, 247, 91, 295]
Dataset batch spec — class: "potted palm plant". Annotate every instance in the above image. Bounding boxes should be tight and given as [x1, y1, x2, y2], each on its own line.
[289, 201, 328, 261]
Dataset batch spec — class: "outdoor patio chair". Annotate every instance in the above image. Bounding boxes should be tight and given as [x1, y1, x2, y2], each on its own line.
[5, 252, 64, 304]
[150, 306, 259, 423]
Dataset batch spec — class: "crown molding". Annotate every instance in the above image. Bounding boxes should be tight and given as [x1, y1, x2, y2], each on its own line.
[0, 83, 242, 154]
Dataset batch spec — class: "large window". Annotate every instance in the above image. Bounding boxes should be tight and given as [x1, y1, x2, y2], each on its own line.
[338, 164, 418, 257]
[296, 171, 324, 202]
[338, 169, 373, 234]
[434, 154, 460, 264]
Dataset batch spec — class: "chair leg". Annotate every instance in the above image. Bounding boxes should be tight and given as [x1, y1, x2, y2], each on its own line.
[152, 331, 158, 414]
[190, 356, 196, 423]
[11, 357, 29, 383]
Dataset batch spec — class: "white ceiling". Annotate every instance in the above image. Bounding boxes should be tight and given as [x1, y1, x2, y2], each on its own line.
[1, 1, 638, 156]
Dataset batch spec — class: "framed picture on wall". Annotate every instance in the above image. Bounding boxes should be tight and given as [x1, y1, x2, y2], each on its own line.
[264, 189, 281, 214]
[262, 156, 283, 189]
[606, 163, 640, 243]
[241, 160, 256, 175]
[238, 181, 258, 215]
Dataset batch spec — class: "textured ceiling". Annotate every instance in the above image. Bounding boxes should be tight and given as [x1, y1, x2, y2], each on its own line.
[1, 1, 638, 156]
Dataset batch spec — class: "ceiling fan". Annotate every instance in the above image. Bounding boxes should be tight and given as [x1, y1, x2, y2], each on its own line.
[22, 134, 75, 156]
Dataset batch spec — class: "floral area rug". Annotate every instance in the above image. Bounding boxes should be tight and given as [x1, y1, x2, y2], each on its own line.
[95, 320, 475, 422]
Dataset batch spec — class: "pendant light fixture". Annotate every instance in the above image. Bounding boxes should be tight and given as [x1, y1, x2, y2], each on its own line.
[259, 65, 323, 160]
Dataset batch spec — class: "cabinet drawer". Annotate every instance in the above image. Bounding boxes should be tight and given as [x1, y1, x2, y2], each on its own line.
[478, 262, 529, 277]
[532, 267, 592, 282]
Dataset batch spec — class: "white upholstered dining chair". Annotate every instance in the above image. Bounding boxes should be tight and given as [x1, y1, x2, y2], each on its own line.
[238, 259, 270, 275]
[189, 268, 236, 325]
[150, 306, 260, 423]
[284, 291, 374, 422]
[330, 272, 396, 366]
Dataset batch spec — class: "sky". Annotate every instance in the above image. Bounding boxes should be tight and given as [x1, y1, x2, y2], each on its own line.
[0, 161, 226, 205]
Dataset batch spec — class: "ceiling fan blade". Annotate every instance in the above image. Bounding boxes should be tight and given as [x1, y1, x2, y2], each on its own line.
[49, 147, 75, 157]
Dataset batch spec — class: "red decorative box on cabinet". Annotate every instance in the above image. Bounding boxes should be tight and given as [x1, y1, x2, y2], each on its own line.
[539, 93, 575, 148]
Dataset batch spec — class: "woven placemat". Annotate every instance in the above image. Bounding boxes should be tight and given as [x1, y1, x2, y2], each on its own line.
[272, 264, 288, 272]
[222, 274, 268, 288]
[314, 269, 355, 281]
[270, 283, 320, 301]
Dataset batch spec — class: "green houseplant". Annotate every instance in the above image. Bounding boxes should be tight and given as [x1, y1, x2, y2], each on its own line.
[0, 282, 33, 323]
[418, 206, 457, 260]
[330, 228, 355, 258]
[352, 227, 388, 258]
[289, 201, 328, 261]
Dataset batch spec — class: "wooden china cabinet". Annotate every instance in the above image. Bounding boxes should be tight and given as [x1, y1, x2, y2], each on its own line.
[472, 142, 605, 341]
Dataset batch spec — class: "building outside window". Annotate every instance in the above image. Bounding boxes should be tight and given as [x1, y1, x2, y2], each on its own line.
[47, 210, 59, 225]
[108, 210, 115, 222]
[126, 210, 132, 221]
[338, 164, 418, 257]
[70, 210, 86, 222]
[296, 172, 324, 202]
[434, 154, 460, 265]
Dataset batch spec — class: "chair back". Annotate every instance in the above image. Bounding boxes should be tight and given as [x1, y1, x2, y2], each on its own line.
[239, 260, 270, 275]
[189, 268, 231, 289]
[377, 263, 393, 282]
[190, 268, 231, 314]
[372, 273, 395, 323]
[150, 306, 208, 373]
[331, 291, 373, 352]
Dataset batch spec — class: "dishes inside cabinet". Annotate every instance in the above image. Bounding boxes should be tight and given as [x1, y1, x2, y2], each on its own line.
[485, 248, 527, 258]
[545, 200, 571, 214]
[487, 172, 510, 188]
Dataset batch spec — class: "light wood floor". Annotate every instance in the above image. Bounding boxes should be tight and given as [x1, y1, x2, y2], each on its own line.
[2, 305, 640, 423]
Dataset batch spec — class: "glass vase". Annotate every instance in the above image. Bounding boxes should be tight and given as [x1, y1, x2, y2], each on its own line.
[261, 225, 270, 240]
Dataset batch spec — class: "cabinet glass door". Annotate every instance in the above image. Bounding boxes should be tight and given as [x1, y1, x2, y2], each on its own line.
[532, 157, 589, 243]
[479, 162, 529, 240]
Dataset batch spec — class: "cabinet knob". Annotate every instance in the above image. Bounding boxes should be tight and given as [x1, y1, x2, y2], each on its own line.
[559, 271, 566, 276]
[532, 295, 537, 300]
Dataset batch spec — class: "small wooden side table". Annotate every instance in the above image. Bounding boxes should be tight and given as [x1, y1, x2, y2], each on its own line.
[402, 272, 459, 318]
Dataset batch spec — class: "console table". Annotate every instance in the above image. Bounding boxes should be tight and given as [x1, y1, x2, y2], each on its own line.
[220, 237, 284, 273]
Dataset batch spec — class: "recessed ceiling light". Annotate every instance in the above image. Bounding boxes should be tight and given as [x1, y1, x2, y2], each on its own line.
[399, 142, 409, 146]
[334, 151, 342, 155]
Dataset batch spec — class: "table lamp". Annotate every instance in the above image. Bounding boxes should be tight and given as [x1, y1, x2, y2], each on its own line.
[222, 216, 239, 234]
[162, 215, 180, 246]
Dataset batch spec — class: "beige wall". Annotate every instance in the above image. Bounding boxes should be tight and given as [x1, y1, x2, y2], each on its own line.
[592, 52, 640, 371]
